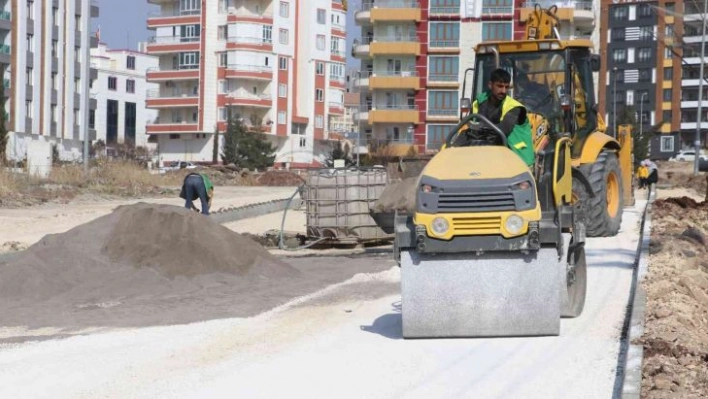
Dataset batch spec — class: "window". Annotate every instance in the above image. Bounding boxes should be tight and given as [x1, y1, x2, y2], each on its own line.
[315, 115, 324, 128]
[126, 79, 135, 93]
[75, 47, 81, 61]
[426, 124, 453, 151]
[25, 100, 32, 118]
[263, 25, 272, 43]
[52, 7, 58, 26]
[51, 40, 58, 57]
[316, 35, 325, 50]
[430, 22, 460, 47]
[639, 26, 653, 41]
[663, 67, 672, 80]
[663, 89, 672, 101]
[26, 34, 33, 51]
[278, 110, 286, 124]
[75, 15, 81, 31]
[280, 1, 289, 18]
[108, 76, 117, 90]
[481, 22, 511, 41]
[51, 105, 57, 122]
[429, 56, 459, 81]
[316, 62, 324, 75]
[638, 3, 652, 18]
[638, 69, 651, 82]
[27, 0, 34, 19]
[218, 25, 227, 40]
[612, 48, 627, 63]
[432, 0, 463, 14]
[637, 48, 651, 62]
[612, 6, 628, 20]
[665, 24, 674, 39]
[316, 89, 323, 102]
[218, 107, 227, 121]
[89, 109, 95, 129]
[662, 110, 671, 123]
[74, 77, 80, 93]
[127, 55, 136, 70]
[181, 24, 200, 41]
[279, 83, 287, 97]
[25, 68, 32, 85]
[299, 137, 306, 147]
[51, 72, 57, 90]
[665, 47, 673, 59]
[106, 99, 119, 144]
[660, 136, 674, 152]
[428, 91, 459, 116]
[279, 56, 288, 70]
[219, 53, 227, 67]
[179, 52, 199, 67]
[279, 29, 289, 44]
[180, 0, 200, 13]
[611, 28, 625, 42]
[125, 102, 137, 143]
[317, 9, 326, 24]
[74, 109, 80, 124]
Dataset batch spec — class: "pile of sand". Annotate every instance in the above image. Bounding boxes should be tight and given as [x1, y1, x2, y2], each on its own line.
[0, 203, 300, 329]
[371, 177, 418, 213]
[640, 197, 708, 397]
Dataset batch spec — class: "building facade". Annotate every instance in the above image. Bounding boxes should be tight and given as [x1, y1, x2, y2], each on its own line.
[145, 0, 347, 167]
[598, 0, 705, 160]
[353, 0, 599, 154]
[90, 42, 159, 152]
[2, 0, 99, 162]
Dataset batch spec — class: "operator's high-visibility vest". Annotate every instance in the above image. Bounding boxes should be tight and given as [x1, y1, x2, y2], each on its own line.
[473, 94, 534, 166]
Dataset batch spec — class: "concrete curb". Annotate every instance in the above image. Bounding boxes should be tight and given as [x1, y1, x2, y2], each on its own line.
[209, 196, 301, 224]
[621, 188, 655, 398]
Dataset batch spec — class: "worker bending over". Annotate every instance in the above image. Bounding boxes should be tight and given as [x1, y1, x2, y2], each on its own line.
[180, 172, 214, 215]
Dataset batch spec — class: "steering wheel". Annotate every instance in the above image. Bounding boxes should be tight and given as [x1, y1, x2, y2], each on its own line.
[445, 113, 508, 148]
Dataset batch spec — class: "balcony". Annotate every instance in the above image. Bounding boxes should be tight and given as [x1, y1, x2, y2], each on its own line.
[226, 37, 273, 52]
[352, 38, 371, 59]
[146, 65, 200, 81]
[432, 5, 462, 16]
[146, 36, 200, 53]
[0, 10, 10, 30]
[225, 64, 272, 80]
[330, 49, 346, 62]
[0, 44, 9, 64]
[427, 108, 459, 121]
[146, 89, 199, 108]
[225, 8, 273, 24]
[226, 90, 272, 108]
[369, 71, 420, 90]
[329, 101, 344, 115]
[354, 35, 420, 57]
[356, 1, 421, 24]
[519, 2, 594, 29]
[146, 121, 200, 134]
[368, 105, 419, 124]
[330, 75, 346, 89]
[147, 8, 201, 29]
[90, 0, 99, 18]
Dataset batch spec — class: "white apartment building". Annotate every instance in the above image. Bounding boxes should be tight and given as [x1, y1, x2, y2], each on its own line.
[2, 0, 99, 162]
[90, 42, 159, 152]
[145, 0, 347, 167]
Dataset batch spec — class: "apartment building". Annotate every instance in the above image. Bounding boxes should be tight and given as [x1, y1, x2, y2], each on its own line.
[599, 0, 702, 160]
[353, 0, 599, 153]
[145, 0, 347, 168]
[2, 0, 99, 162]
[90, 42, 159, 153]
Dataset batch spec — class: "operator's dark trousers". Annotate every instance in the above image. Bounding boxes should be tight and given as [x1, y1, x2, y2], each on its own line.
[183, 174, 209, 215]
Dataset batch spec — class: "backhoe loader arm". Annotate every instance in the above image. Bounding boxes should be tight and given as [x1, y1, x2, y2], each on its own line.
[525, 4, 560, 40]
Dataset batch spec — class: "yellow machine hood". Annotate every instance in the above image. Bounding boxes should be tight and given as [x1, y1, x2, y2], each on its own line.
[423, 146, 530, 180]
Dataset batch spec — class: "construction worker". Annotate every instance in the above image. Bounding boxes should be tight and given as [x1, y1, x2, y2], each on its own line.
[637, 162, 649, 189]
[180, 171, 214, 215]
[473, 68, 534, 166]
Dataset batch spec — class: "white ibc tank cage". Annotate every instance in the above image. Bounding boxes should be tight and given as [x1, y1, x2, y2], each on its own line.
[304, 167, 393, 242]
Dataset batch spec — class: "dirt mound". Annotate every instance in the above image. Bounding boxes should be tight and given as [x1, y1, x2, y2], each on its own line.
[371, 177, 418, 213]
[256, 171, 305, 186]
[0, 203, 299, 327]
[640, 194, 708, 398]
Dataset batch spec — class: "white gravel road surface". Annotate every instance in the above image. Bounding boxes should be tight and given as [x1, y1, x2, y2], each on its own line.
[0, 201, 644, 399]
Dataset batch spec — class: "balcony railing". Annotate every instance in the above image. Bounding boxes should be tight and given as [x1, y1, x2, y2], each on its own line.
[148, 65, 200, 73]
[431, 6, 460, 14]
[227, 64, 272, 73]
[148, 36, 200, 44]
[428, 73, 457, 81]
[227, 37, 272, 45]
[221, 7, 273, 19]
[330, 74, 346, 82]
[148, 8, 201, 17]
[368, 104, 418, 111]
[370, 70, 418, 77]
[359, 34, 418, 44]
[521, 1, 592, 11]
[428, 109, 458, 117]
[361, 0, 420, 11]
[481, 6, 513, 14]
[146, 88, 198, 98]
[0, 11, 11, 20]
[332, 22, 345, 31]
[429, 39, 460, 48]
[227, 90, 272, 101]
[330, 49, 345, 57]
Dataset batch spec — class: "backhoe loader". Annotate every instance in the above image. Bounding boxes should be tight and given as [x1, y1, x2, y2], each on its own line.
[380, 4, 634, 338]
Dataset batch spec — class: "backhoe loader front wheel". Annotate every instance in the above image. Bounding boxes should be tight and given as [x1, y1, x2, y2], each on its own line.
[574, 151, 624, 237]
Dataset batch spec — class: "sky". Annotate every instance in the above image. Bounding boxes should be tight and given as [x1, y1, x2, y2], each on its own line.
[95, 0, 360, 68]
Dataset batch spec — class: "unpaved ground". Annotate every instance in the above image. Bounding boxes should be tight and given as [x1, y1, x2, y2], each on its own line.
[639, 160, 708, 398]
[0, 186, 300, 253]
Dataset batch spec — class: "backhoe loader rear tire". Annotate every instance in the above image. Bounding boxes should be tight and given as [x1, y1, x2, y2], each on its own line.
[575, 151, 624, 237]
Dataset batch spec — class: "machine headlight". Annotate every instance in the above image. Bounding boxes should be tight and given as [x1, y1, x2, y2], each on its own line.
[431, 217, 450, 236]
[505, 214, 524, 235]
[512, 181, 532, 190]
